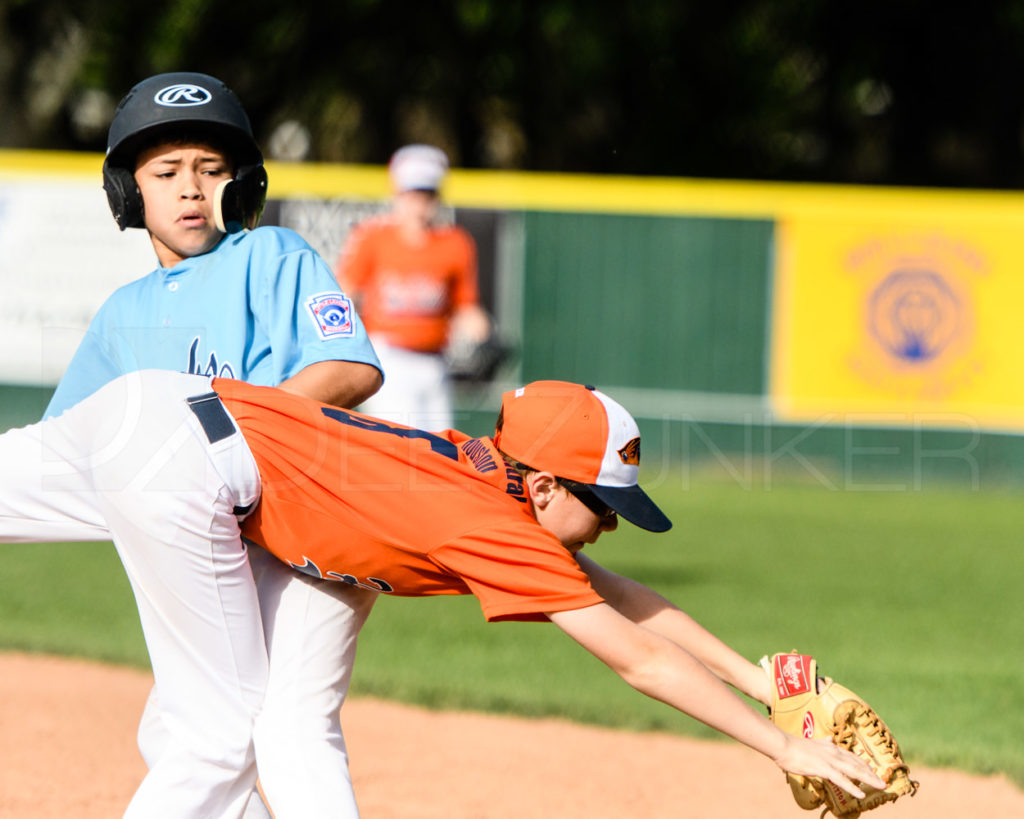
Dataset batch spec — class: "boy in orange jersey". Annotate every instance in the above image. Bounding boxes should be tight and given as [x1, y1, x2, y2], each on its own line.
[336, 144, 491, 431]
[0, 370, 884, 817]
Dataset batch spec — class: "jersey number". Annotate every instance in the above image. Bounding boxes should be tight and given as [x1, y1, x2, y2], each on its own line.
[315, 407, 459, 594]
[320, 407, 459, 460]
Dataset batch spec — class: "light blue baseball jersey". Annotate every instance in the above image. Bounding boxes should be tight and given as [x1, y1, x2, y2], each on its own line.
[45, 226, 381, 418]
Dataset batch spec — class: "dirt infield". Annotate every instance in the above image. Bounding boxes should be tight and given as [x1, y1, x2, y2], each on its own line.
[1, 652, 1021, 818]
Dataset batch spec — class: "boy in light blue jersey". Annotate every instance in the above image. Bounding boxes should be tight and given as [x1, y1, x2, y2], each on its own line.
[45, 72, 382, 819]
[45, 223, 379, 416]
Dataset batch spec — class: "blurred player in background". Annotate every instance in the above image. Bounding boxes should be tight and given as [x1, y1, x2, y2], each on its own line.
[44, 71, 382, 818]
[336, 144, 491, 431]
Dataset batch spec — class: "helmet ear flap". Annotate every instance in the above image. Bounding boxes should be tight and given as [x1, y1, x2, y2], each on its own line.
[102, 160, 144, 231]
[213, 163, 268, 233]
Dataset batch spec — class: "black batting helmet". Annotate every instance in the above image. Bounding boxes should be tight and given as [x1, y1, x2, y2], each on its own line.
[102, 71, 267, 232]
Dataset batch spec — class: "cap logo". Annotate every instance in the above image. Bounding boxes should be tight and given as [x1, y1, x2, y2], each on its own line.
[154, 83, 212, 107]
[618, 437, 641, 466]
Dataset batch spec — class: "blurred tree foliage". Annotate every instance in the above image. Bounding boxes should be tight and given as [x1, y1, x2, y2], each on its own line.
[2, 0, 1024, 188]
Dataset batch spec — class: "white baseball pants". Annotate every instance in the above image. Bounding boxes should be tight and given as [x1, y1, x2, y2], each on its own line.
[0, 370, 266, 819]
[360, 340, 453, 432]
[137, 546, 377, 819]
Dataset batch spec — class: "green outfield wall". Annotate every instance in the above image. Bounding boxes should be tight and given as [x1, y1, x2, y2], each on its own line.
[518, 212, 773, 394]
[0, 386, 53, 431]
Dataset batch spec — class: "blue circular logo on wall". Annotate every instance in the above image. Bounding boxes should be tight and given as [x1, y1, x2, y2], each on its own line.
[867, 270, 961, 363]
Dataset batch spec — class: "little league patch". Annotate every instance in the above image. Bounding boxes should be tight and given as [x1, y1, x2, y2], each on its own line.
[307, 292, 355, 339]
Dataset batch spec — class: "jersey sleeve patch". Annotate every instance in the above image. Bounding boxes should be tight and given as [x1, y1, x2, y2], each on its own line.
[306, 291, 355, 339]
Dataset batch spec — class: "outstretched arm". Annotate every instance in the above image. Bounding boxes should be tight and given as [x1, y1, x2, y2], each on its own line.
[546, 601, 884, 800]
[576, 553, 769, 705]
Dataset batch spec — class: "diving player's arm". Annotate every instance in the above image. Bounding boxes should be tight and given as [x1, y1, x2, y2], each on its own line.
[546, 602, 884, 799]
[575, 552, 769, 704]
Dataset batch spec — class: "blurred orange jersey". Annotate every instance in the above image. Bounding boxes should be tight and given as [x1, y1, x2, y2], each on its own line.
[336, 217, 479, 353]
[214, 378, 603, 622]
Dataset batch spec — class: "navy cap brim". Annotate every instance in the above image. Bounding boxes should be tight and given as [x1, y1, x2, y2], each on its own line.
[590, 483, 672, 533]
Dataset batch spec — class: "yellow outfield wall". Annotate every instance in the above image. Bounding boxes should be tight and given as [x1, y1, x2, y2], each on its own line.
[7, 147, 1024, 219]
[5, 149, 1024, 432]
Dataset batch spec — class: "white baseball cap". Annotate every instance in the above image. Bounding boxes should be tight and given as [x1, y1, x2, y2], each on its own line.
[494, 381, 672, 532]
[389, 144, 449, 192]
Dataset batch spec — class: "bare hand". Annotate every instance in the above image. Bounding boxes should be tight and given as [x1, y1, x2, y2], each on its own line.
[773, 734, 887, 800]
[450, 304, 491, 344]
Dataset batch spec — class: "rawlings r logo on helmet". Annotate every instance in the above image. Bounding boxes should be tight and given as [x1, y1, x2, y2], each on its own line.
[153, 84, 212, 107]
[618, 437, 641, 466]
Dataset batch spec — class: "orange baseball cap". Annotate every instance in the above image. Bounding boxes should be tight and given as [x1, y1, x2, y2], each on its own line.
[494, 381, 671, 532]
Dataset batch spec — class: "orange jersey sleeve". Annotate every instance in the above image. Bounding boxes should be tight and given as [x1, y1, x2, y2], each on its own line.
[213, 378, 603, 622]
[334, 219, 479, 353]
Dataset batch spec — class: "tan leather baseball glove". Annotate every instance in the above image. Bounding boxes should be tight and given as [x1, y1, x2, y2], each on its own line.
[760, 652, 919, 817]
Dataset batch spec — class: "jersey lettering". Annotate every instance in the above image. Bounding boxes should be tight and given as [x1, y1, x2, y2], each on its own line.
[461, 438, 498, 473]
[320, 407, 459, 461]
[379, 273, 449, 315]
[289, 556, 324, 578]
[326, 572, 395, 593]
[290, 555, 394, 593]
[188, 336, 236, 379]
[504, 464, 528, 504]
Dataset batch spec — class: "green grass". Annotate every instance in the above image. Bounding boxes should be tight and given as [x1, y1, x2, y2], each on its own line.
[0, 541, 148, 666]
[2, 478, 1022, 786]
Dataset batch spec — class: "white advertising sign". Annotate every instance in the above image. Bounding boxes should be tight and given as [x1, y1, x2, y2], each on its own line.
[0, 179, 153, 385]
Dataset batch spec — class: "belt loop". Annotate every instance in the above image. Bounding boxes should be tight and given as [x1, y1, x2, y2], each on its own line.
[186, 392, 236, 445]
[186, 392, 254, 518]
